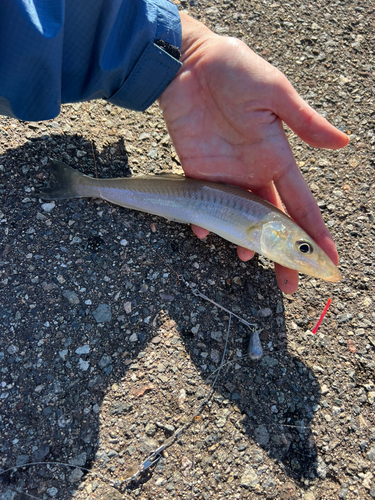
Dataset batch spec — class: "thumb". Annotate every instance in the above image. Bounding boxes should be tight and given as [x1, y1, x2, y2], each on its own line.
[273, 75, 349, 149]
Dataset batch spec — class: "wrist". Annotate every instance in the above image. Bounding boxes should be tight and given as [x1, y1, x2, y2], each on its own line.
[179, 12, 216, 63]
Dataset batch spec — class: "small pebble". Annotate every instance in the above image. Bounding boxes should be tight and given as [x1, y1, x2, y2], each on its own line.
[69, 469, 84, 483]
[62, 290, 80, 305]
[16, 455, 30, 467]
[59, 349, 68, 360]
[98, 354, 112, 369]
[75, 345, 90, 355]
[69, 452, 87, 467]
[47, 487, 58, 498]
[210, 349, 221, 364]
[92, 304, 112, 323]
[254, 425, 269, 446]
[78, 358, 89, 371]
[41, 201, 55, 212]
[259, 307, 272, 318]
[240, 465, 259, 489]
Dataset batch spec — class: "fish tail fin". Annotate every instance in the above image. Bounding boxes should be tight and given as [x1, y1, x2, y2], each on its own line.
[40, 160, 99, 200]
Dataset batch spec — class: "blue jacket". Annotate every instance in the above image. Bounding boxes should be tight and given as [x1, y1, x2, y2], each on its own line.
[0, 0, 182, 121]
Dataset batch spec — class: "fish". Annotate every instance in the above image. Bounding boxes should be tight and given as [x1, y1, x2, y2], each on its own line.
[41, 160, 342, 282]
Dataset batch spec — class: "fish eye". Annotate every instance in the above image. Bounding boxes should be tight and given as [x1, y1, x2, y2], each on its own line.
[296, 240, 313, 254]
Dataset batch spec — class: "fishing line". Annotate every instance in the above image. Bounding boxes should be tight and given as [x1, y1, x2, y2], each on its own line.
[0, 462, 119, 495]
[0, 346, 313, 496]
[88, 139, 262, 358]
[3, 144, 264, 494]
[3, 0, 340, 488]
[0, 314, 233, 492]
[13, 144, 319, 496]
[113, 312, 234, 489]
[1, 172, 263, 495]
[12, 143, 323, 496]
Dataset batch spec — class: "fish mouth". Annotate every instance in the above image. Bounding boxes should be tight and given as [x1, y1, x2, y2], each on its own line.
[323, 268, 343, 282]
[314, 262, 343, 282]
[298, 256, 343, 282]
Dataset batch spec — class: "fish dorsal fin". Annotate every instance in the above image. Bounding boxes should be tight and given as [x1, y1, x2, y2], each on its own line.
[154, 172, 185, 179]
[135, 172, 186, 181]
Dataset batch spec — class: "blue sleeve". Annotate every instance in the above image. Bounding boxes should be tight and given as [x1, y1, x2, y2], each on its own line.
[0, 0, 182, 121]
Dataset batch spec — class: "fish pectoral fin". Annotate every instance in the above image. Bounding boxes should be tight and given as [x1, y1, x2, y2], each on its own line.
[246, 223, 262, 242]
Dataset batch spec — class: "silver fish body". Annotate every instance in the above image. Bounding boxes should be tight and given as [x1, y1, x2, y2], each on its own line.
[41, 160, 342, 282]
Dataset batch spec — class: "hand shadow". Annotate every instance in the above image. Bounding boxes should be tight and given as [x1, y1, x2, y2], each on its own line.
[0, 135, 321, 499]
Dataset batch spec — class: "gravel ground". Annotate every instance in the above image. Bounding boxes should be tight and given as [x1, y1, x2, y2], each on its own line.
[0, 1, 374, 499]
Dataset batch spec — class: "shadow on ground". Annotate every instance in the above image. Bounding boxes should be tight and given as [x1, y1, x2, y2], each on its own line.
[0, 136, 321, 498]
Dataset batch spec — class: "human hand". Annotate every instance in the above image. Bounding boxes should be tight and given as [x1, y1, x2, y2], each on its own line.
[159, 13, 349, 294]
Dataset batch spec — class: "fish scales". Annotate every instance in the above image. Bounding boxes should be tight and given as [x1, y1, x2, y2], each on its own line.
[41, 160, 342, 282]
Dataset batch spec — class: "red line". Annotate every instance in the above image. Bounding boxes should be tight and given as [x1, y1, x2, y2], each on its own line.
[312, 298, 332, 334]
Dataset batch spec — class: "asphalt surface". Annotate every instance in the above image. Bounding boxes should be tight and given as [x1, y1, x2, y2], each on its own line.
[0, 1, 374, 499]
